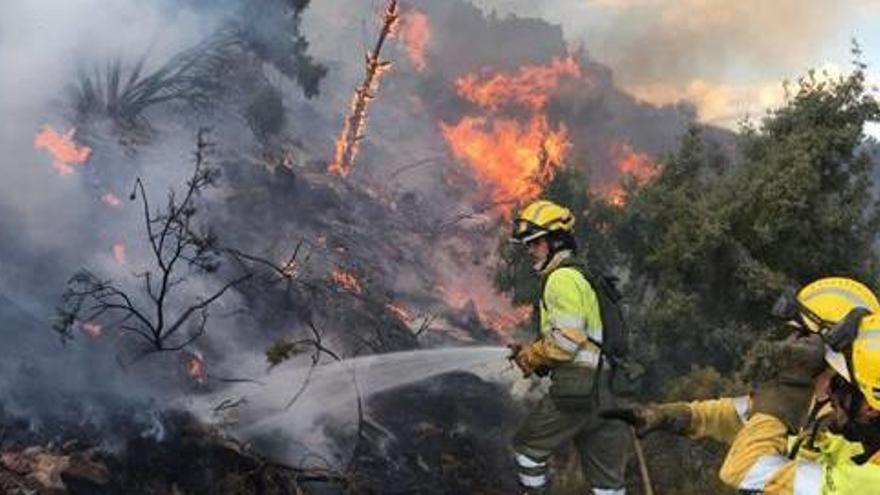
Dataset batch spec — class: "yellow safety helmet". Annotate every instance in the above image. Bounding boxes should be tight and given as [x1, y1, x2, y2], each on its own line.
[772, 277, 880, 409]
[510, 200, 575, 244]
[851, 314, 880, 410]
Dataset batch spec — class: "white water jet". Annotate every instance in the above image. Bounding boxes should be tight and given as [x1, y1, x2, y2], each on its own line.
[194, 346, 516, 466]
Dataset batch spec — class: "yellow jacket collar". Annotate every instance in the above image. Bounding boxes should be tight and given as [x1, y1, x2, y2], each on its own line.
[539, 250, 573, 275]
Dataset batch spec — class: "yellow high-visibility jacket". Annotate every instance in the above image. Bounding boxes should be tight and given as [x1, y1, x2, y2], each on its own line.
[520, 254, 603, 370]
[683, 397, 880, 493]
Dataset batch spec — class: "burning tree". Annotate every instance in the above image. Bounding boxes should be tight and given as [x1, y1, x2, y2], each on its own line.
[54, 130, 286, 355]
[328, 0, 399, 177]
[439, 56, 577, 208]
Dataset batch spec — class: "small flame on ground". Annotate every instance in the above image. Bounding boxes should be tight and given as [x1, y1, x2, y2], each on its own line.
[186, 352, 206, 384]
[281, 259, 299, 278]
[112, 243, 127, 265]
[332, 268, 364, 295]
[102, 193, 122, 208]
[398, 8, 430, 72]
[33, 126, 92, 176]
[80, 321, 102, 339]
[385, 301, 414, 322]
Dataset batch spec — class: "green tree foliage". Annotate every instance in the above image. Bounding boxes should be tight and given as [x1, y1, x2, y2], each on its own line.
[622, 66, 880, 384]
[496, 65, 880, 392]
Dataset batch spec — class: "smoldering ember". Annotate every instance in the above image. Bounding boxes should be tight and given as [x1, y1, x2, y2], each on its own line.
[2, 1, 880, 494]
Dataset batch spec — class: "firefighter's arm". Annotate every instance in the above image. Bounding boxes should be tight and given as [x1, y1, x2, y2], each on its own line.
[513, 269, 595, 375]
[687, 396, 750, 443]
[512, 333, 578, 374]
[602, 396, 748, 441]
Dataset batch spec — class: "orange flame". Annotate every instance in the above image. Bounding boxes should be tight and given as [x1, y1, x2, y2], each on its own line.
[398, 8, 430, 72]
[601, 185, 627, 207]
[440, 57, 584, 206]
[599, 143, 659, 206]
[80, 321, 102, 339]
[385, 301, 414, 322]
[112, 243, 127, 265]
[102, 193, 122, 208]
[439, 115, 569, 202]
[611, 143, 658, 182]
[332, 268, 363, 294]
[33, 125, 91, 176]
[455, 56, 581, 112]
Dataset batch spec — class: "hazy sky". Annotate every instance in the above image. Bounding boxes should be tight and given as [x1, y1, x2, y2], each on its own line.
[472, 0, 880, 129]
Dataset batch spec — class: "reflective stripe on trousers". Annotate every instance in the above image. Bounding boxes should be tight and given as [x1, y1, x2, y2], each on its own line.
[593, 488, 626, 495]
[515, 452, 548, 489]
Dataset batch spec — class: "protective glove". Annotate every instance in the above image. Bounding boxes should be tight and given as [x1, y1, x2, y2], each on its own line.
[507, 342, 547, 378]
[601, 403, 693, 438]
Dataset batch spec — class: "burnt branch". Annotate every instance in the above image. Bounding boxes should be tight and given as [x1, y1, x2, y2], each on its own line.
[54, 129, 255, 355]
[414, 314, 437, 337]
[270, 318, 344, 410]
[328, 0, 399, 177]
[225, 241, 306, 291]
[423, 198, 517, 236]
[266, 318, 366, 475]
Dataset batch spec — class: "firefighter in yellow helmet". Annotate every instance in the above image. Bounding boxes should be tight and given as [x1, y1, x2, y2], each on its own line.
[507, 199, 631, 495]
[604, 277, 880, 493]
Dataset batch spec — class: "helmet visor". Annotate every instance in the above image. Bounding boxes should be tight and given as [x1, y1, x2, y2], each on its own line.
[771, 288, 831, 334]
[510, 219, 548, 244]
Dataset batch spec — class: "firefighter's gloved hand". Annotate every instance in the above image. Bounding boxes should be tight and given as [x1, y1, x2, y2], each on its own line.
[507, 343, 523, 361]
[507, 342, 542, 378]
[601, 403, 693, 438]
